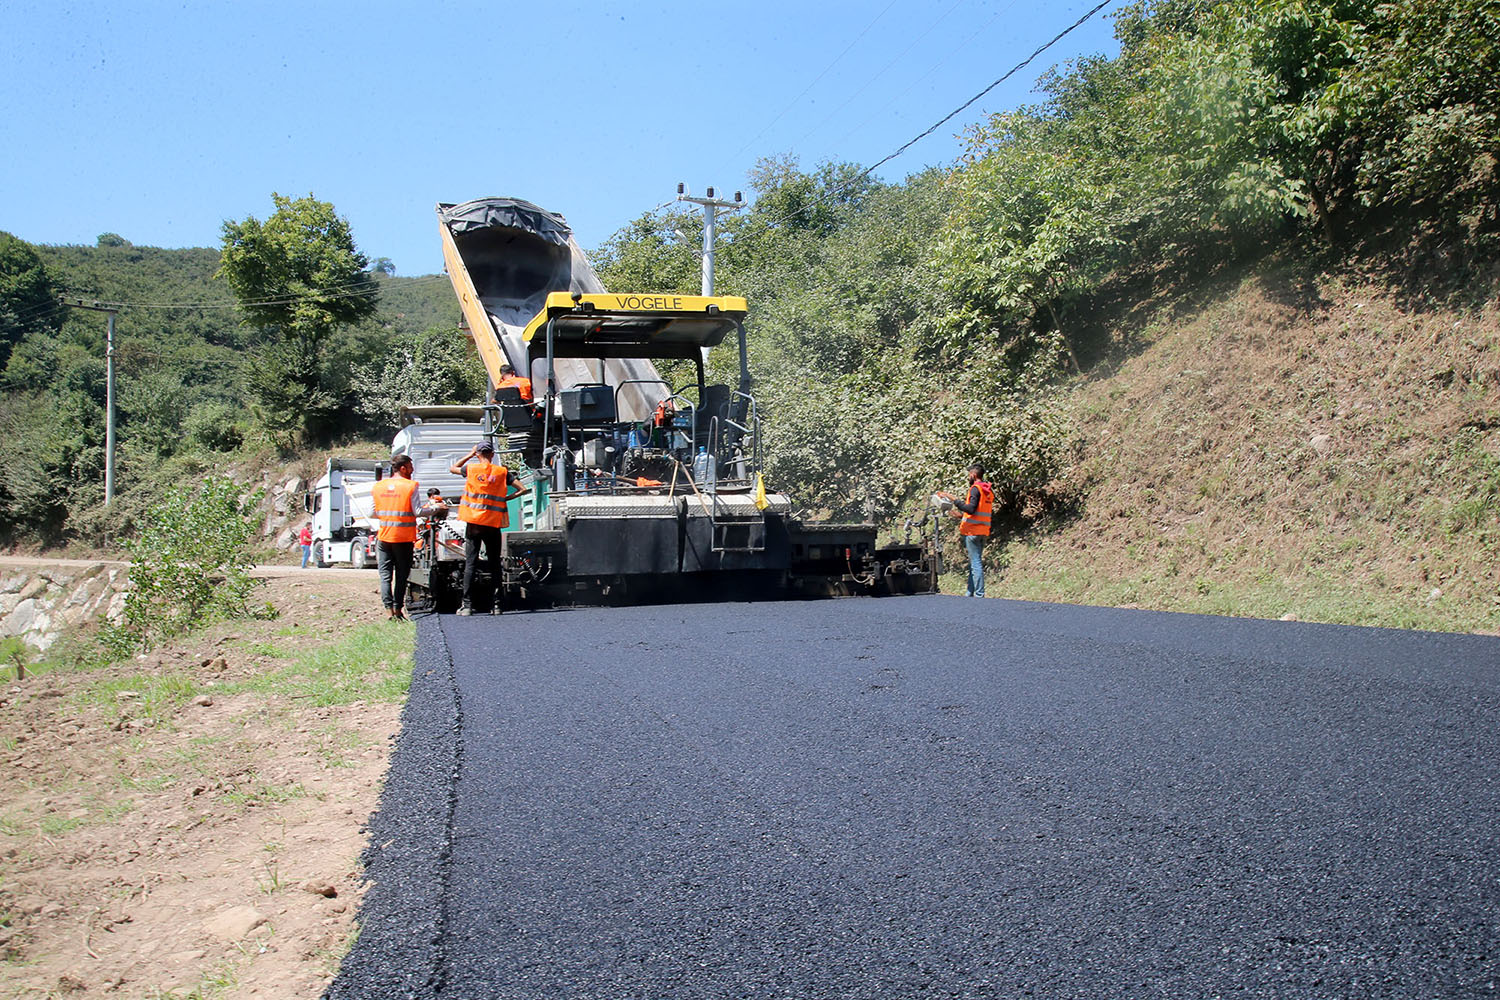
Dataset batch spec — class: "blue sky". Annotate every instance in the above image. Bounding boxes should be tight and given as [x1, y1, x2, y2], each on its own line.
[1, 0, 1122, 278]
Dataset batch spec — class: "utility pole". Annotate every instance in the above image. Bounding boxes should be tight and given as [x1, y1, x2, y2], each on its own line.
[676, 184, 743, 295]
[60, 298, 119, 505]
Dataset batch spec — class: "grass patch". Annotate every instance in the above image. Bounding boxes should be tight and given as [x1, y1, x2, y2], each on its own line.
[77, 672, 198, 723]
[221, 781, 313, 809]
[223, 621, 412, 707]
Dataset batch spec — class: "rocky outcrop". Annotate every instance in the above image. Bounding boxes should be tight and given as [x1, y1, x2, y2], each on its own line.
[0, 564, 127, 652]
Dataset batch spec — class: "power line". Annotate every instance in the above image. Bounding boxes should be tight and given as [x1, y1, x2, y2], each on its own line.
[49, 272, 450, 313]
[829, 0, 1024, 151]
[796, 0, 971, 147]
[866, 0, 1115, 176]
[753, 0, 1118, 233]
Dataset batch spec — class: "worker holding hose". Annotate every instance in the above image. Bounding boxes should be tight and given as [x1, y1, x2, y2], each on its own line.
[937, 464, 993, 598]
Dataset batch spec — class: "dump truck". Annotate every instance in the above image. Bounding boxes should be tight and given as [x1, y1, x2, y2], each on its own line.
[403, 196, 934, 611]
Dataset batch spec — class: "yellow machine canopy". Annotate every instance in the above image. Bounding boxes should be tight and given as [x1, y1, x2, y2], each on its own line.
[521, 292, 748, 360]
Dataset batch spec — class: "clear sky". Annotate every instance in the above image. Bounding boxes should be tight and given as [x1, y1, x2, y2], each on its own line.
[1, 0, 1122, 279]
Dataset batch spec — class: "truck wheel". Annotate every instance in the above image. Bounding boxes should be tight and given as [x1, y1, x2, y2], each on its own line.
[350, 538, 369, 570]
[313, 542, 328, 569]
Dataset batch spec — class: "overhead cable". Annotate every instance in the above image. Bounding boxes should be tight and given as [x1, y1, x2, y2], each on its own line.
[754, 0, 1117, 233]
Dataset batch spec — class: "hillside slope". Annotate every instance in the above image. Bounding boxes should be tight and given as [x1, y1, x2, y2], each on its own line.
[995, 265, 1500, 634]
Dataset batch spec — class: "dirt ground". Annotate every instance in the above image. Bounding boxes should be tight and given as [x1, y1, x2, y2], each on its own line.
[1, 570, 405, 999]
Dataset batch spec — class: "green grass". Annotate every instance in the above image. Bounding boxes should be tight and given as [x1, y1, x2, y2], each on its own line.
[78, 672, 199, 723]
[223, 621, 412, 707]
[221, 780, 313, 809]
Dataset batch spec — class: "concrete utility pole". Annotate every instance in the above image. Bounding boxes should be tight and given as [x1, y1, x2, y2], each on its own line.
[675, 184, 743, 295]
[60, 298, 119, 505]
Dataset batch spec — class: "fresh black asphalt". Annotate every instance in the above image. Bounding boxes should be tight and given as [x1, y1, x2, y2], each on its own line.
[329, 597, 1500, 998]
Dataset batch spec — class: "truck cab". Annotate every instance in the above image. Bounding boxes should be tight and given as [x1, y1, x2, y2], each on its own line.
[303, 458, 382, 568]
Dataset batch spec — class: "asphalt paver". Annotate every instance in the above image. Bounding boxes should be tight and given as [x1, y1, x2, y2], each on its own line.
[331, 597, 1500, 998]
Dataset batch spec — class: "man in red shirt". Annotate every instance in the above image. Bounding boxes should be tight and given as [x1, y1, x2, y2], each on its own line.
[298, 521, 313, 569]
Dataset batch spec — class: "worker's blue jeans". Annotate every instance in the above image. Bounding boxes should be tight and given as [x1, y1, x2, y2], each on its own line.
[963, 534, 985, 598]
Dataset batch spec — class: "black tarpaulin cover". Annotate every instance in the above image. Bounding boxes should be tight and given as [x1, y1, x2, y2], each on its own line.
[436, 197, 572, 244]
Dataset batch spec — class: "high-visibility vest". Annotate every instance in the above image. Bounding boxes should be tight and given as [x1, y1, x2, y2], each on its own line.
[371, 477, 419, 543]
[959, 481, 994, 537]
[458, 461, 511, 529]
[497, 374, 533, 403]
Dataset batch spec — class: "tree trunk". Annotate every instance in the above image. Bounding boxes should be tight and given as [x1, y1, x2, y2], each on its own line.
[1046, 299, 1082, 373]
[1307, 176, 1340, 249]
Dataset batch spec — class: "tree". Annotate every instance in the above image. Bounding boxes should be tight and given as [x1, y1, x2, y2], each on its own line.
[0, 232, 63, 369]
[217, 193, 378, 445]
[352, 325, 489, 435]
[95, 233, 131, 248]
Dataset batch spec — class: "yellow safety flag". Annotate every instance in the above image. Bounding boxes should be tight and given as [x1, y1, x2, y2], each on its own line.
[754, 472, 769, 511]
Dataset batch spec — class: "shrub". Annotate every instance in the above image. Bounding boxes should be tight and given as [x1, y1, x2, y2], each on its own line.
[101, 475, 269, 655]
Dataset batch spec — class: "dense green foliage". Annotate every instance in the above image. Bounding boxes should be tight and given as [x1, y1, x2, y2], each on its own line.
[2, 0, 1493, 557]
[597, 0, 1498, 533]
[100, 476, 267, 655]
[0, 220, 460, 547]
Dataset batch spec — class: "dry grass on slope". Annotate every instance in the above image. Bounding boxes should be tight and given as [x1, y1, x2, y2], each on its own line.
[995, 265, 1500, 634]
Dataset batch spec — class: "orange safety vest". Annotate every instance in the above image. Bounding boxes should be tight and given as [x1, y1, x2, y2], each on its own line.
[371, 477, 419, 544]
[958, 481, 994, 538]
[458, 461, 511, 529]
[496, 374, 533, 403]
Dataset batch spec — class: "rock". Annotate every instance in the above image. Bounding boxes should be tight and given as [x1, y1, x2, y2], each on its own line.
[285, 476, 305, 496]
[56, 973, 87, 993]
[41, 902, 64, 918]
[1309, 433, 1333, 455]
[17, 578, 45, 602]
[191, 695, 213, 708]
[14, 895, 46, 915]
[1428, 587, 1442, 602]
[201, 905, 267, 941]
[1279, 613, 1299, 622]
[301, 880, 338, 898]
[105, 591, 128, 623]
[3, 598, 39, 636]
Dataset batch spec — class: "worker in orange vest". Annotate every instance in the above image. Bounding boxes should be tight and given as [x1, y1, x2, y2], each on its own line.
[449, 441, 525, 615]
[495, 363, 533, 403]
[370, 453, 421, 620]
[938, 464, 993, 598]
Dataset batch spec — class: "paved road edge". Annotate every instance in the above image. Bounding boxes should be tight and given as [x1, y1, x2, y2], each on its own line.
[325, 613, 459, 1000]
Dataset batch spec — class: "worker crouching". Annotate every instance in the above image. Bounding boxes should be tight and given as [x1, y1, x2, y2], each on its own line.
[450, 442, 525, 615]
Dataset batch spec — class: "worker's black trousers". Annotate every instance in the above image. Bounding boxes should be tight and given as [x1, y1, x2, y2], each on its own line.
[377, 540, 414, 611]
[462, 524, 505, 611]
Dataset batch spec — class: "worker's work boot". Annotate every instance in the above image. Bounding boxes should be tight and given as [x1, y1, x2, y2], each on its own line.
[456, 606, 472, 617]
[489, 606, 503, 616]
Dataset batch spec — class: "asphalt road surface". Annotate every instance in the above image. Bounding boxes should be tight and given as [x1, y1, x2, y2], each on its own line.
[331, 596, 1500, 999]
